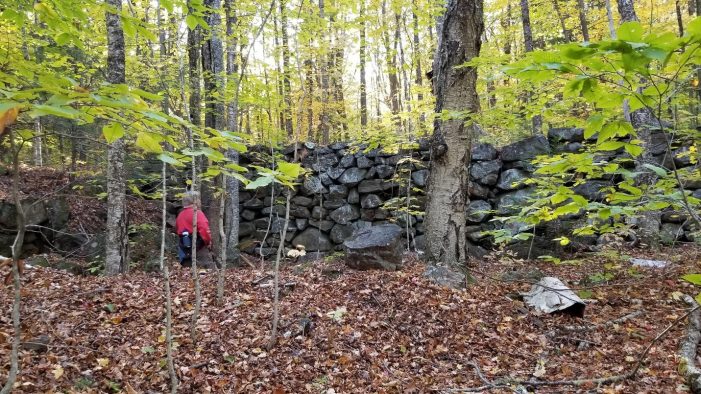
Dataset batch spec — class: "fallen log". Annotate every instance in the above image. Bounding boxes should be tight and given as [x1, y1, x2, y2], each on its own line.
[679, 294, 701, 393]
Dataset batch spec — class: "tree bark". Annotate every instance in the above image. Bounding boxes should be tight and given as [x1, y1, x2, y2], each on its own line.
[105, 0, 129, 275]
[519, 0, 542, 133]
[319, 0, 331, 143]
[280, 0, 294, 138]
[553, 0, 573, 42]
[359, 0, 368, 128]
[424, 0, 483, 266]
[577, 0, 590, 41]
[616, 0, 639, 22]
[381, 0, 401, 125]
[617, 0, 661, 248]
[224, 0, 240, 269]
[412, 2, 425, 131]
[0, 131, 25, 394]
[677, 0, 685, 36]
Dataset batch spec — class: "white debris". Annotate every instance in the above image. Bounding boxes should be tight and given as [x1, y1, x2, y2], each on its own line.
[523, 276, 585, 317]
[630, 258, 669, 269]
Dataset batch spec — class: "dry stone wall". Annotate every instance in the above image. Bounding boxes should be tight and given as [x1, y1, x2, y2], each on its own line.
[236, 128, 700, 258]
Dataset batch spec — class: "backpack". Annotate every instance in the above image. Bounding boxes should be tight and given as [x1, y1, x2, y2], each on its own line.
[179, 231, 205, 265]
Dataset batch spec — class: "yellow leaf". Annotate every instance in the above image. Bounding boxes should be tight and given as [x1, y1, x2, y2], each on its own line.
[158, 333, 166, 343]
[97, 358, 109, 367]
[52, 364, 64, 379]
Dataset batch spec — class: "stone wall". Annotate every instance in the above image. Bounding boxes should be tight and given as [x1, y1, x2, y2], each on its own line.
[236, 128, 700, 258]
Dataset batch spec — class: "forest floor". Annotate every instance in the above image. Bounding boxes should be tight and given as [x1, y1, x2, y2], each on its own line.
[1, 245, 701, 393]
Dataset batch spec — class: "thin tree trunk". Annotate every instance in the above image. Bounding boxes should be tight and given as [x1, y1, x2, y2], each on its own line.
[280, 0, 294, 138]
[577, 0, 590, 41]
[0, 131, 25, 394]
[412, 2, 425, 131]
[33, 119, 42, 166]
[616, 0, 639, 22]
[501, 2, 512, 55]
[359, 0, 368, 128]
[160, 160, 178, 393]
[319, 0, 330, 143]
[553, 0, 573, 42]
[105, 0, 129, 275]
[606, 0, 617, 38]
[305, 59, 315, 138]
[381, 0, 401, 126]
[519, 0, 542, 133]
[677, 0, 685, 36]
[424, 0, 483, 267]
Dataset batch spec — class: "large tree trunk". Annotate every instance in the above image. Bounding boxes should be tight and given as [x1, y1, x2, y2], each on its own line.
[519, 0, 542, 133]
[359, 0, 368, 128]
[202, 0, 226, 257]
[224, 0, 240, 265]
[104, 0, 129, 275]
[424, 0, 483, 266]
[577, 0, 590, 41]
[617, 0, 661, 248]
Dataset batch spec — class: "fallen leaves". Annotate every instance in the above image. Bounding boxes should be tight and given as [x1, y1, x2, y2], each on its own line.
[1, 246, 701, 392]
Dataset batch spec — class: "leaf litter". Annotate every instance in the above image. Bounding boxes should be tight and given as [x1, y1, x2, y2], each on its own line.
[0, 245, 700, 393]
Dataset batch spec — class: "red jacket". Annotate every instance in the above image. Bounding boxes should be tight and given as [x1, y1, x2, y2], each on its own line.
[176, 206, 212, 246]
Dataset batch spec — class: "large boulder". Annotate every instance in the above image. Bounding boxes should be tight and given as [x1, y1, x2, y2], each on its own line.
[329, 204, 360, 225]
[411, 169, 430, 187]
[301, 176, 328, 195]
[344, 224, 403, 270]
[495, 187, 536, 215]
[471, 160, 502, 186]
[501, 135, 550, 162]
[466, 200, 492, 223]
[548, 127, 584, 143]
[292, 228, 333, 251]
[496, 168, 528, 191]
[338, 168, 368, 185]
[471, 143, 497, 161]
[424, 264, 466, 289]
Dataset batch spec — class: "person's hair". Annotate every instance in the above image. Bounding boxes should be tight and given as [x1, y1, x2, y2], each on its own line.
[182, 191, 200, 207]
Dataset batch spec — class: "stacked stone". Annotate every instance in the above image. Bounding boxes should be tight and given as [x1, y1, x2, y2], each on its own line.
[235, 128, 701, 257]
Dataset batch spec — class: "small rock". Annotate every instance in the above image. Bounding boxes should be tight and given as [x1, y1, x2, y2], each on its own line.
[424, 265, 466, 289]
[344, 224, 403, 270]
[630, 258, 669, 268]
[411, 169, 430, 187]
[360, 194, 382, 209]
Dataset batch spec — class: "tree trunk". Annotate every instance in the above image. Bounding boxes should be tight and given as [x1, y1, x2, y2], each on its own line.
[33, 119, 42, 166]
[188, 2, 202, 129]
[424, 0, 483, 266]
[617, 0, 661, 248]
[280, 0, 294, 138]
[305, 59, 315, 138]
[519, 0, 534, 52]
[382, 0, 401, 125]
[616, 0, 639, 22]
[105, 0, 129, 276]
[319, 0, 330, 143]
[159, 159, 178, 393]
[519, 0, 542, 133]
[413, 2, 425, 131]
[605, 0, 617, 38]
[577, 0, 590, 41]
[202, 0, 226, 257]
[677, 0, 685, 36]
[0, 131, 26, 394]
[553, 0, 573, 42]
[359, 0, 368, 128]
[224, 0, 240, 269]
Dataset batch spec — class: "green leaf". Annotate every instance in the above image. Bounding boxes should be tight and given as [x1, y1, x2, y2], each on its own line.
[624, 143, 643, 157]
[277, 161, 302, 179]
[29, 104, 80, 119]
[136, 132, 163, 153]
[185, 14, 198, 30]
[103, 123, 124, 143]
[618, 22, 643, 42]
[141, 346, 155, 354]
[157, 153, 182, 166]
[683, 274, 701, 286]
[246, 176, 274, 190]
[597, 141, 624, 151]
[643, 163, 667, 177]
